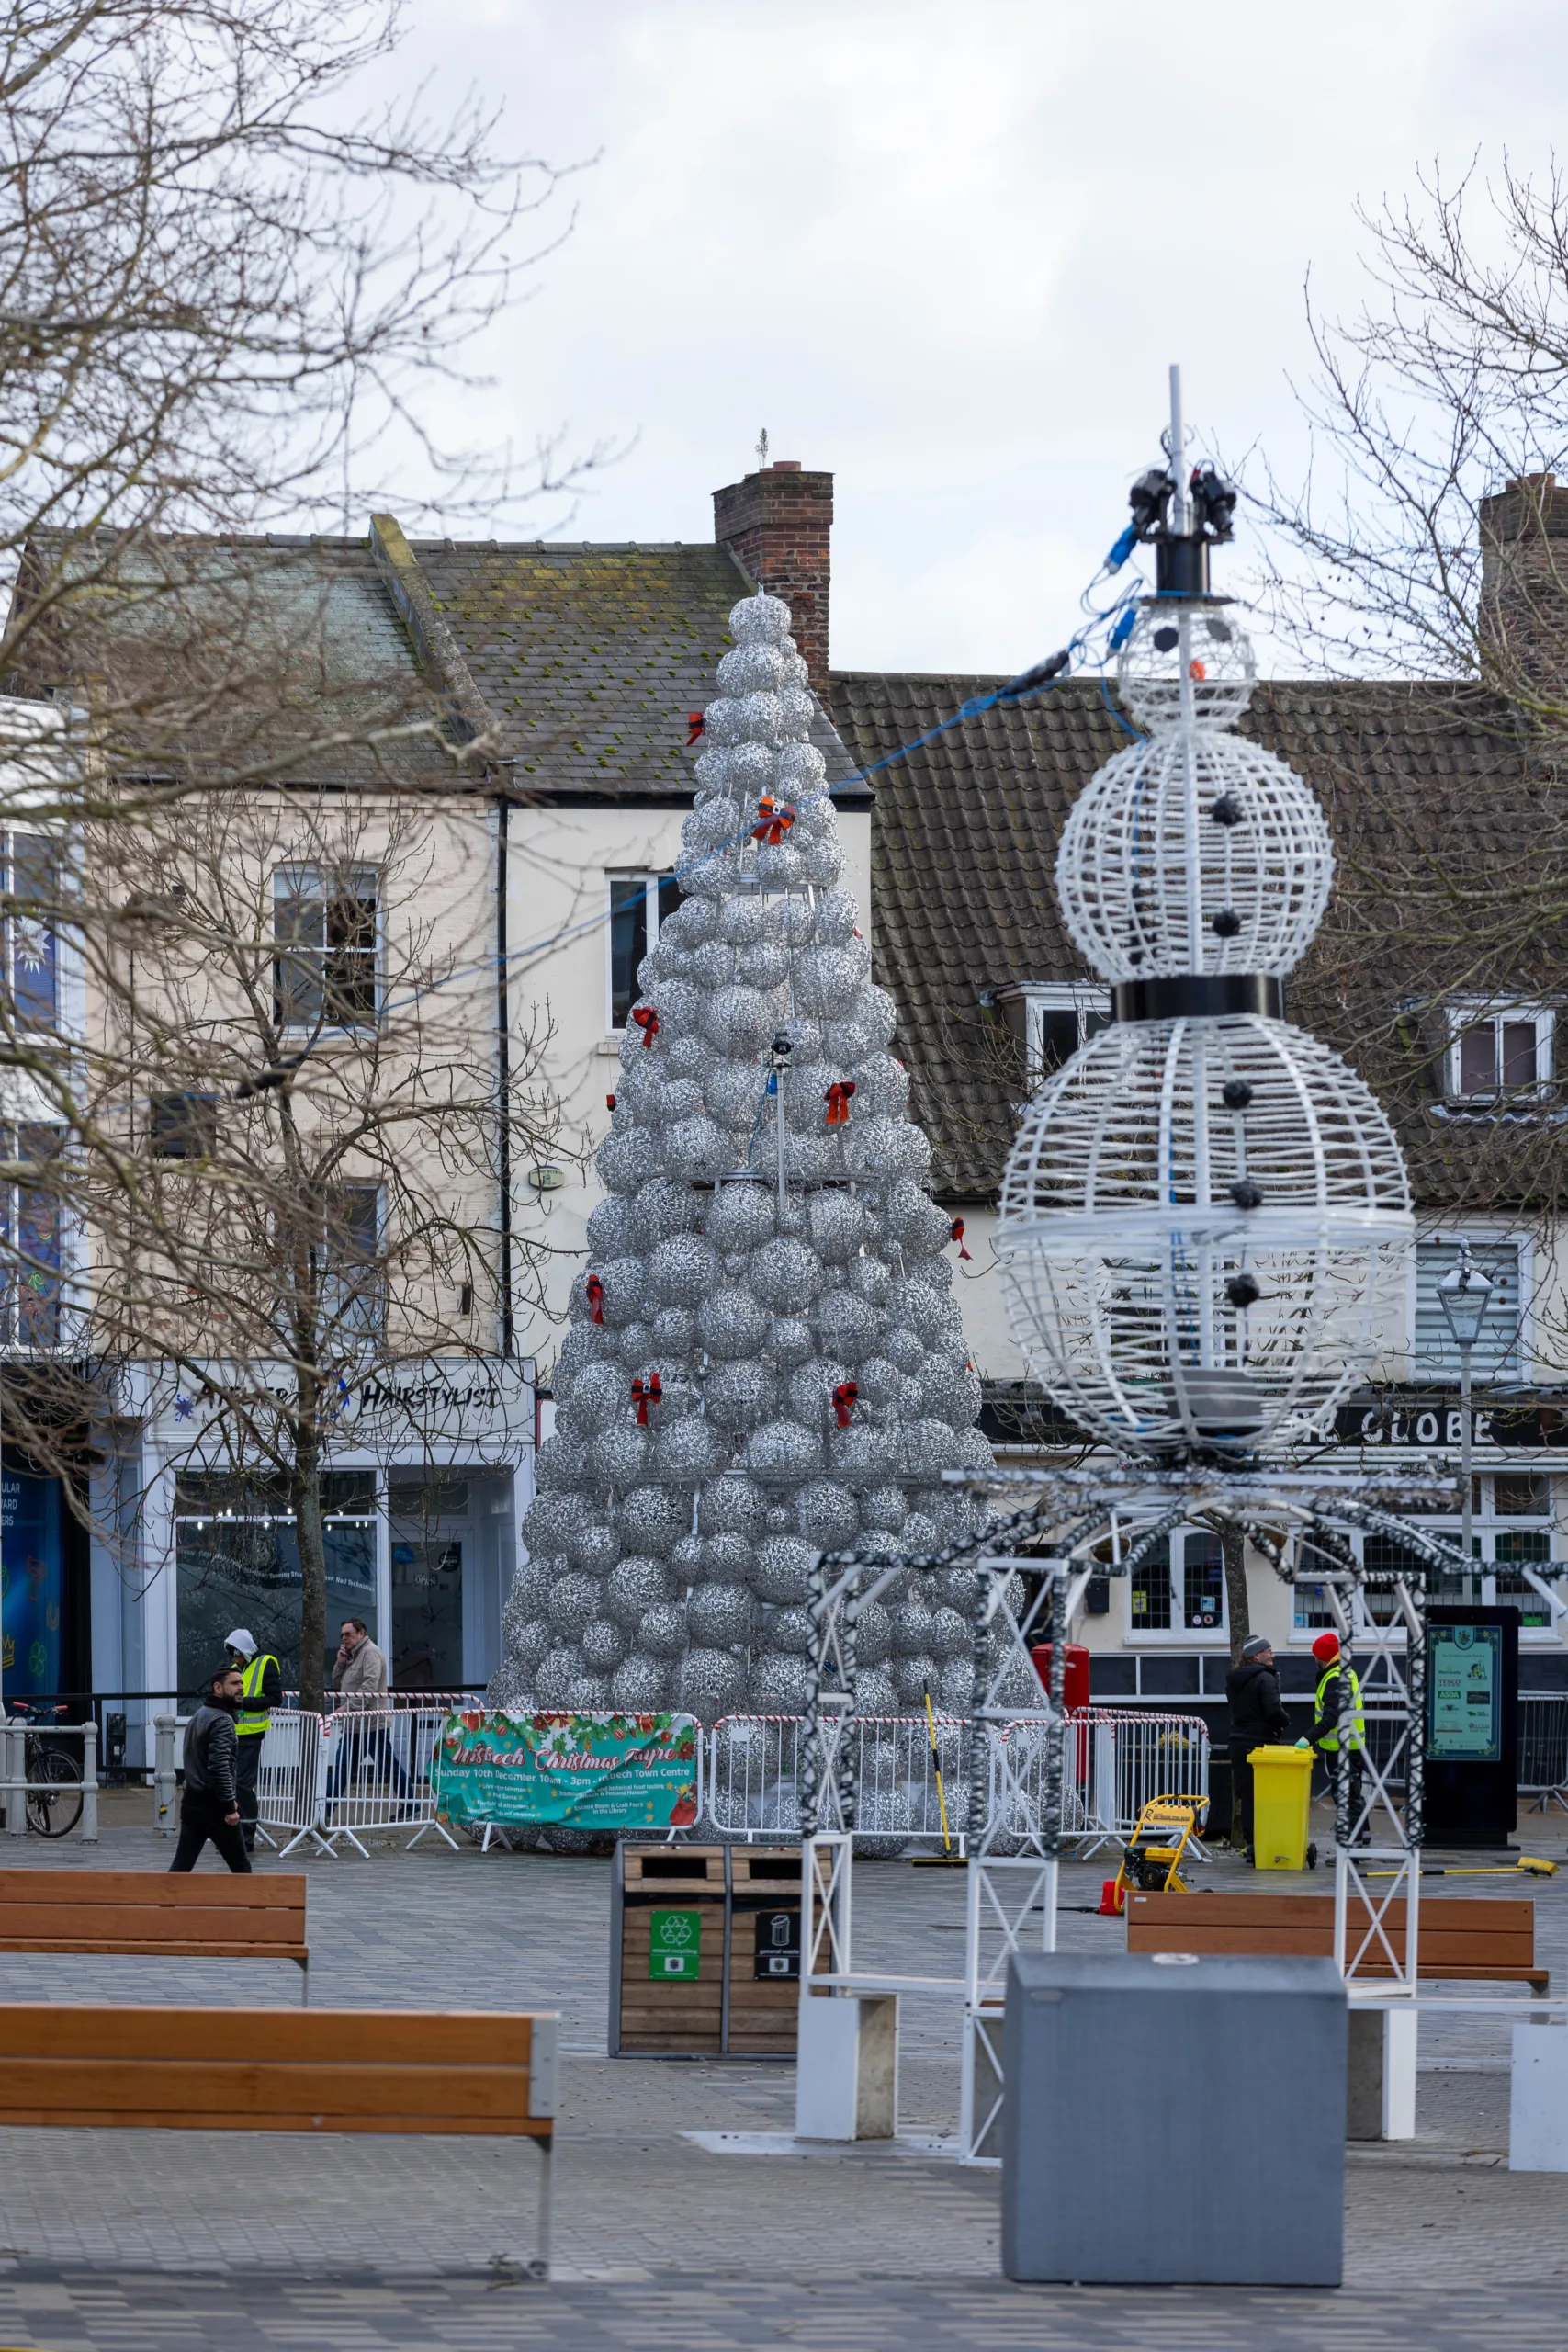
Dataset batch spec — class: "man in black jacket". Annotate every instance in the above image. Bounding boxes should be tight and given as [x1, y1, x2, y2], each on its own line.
[168, 1664, 253, 1874]
[1224, 1635, 1290, 1862]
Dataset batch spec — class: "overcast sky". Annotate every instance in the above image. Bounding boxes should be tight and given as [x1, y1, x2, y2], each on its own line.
[381, 0, 1568, 676]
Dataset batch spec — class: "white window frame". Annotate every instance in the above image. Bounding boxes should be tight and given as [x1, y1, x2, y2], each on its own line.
[606, 869, 676, 1035]
[1292, 1472, 1562, 1645]
[1125, 1521, 1228, 1645]
[273, 863, 381, 1035]
[993, 980, 1111, 1089]
[1445, 996, 1556, 1103]
[1409, 1230, 1531, 1383]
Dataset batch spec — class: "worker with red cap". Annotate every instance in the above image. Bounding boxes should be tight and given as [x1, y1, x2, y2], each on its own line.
[1303, 1631, 1367, 1840]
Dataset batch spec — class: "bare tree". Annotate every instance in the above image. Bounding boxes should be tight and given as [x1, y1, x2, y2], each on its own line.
[12, 786, 563, 1711]
[1253, 162, 1568, 1368]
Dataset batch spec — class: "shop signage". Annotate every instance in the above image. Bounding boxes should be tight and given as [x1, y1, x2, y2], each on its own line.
[125, 1355, 535, 1457]
[432, 1709, 701, 1830]
[1333, 1394, 1568, 1451]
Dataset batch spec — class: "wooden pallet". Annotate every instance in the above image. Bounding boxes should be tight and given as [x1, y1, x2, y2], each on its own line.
[1126, 1890, 1547, 1985]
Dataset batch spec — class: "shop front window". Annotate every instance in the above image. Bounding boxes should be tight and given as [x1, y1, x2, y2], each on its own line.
[1129, 1529, 1226, 1636]
[389, 1476, 469, 1690]
[175, 1471, 376, 1696]
[0, 1470, 62, 1695]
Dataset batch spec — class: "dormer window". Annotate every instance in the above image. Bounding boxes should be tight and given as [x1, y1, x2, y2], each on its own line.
[994, 981, 1111, 1087]
[1446, 998, 1554, 1102]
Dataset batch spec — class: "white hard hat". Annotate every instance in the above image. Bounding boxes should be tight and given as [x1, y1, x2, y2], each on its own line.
[224, 1627, 258, 1658]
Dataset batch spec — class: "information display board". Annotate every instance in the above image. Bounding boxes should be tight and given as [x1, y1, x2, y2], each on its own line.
[1429, 1623, 1504, 1762]
[1424, 1607, 1518, 1849]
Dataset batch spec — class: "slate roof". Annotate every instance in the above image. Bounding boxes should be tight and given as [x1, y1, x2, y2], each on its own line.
[6, 532, 457, 788]
[830, 669, 1562, 1209]
[406, 538, 862, 801]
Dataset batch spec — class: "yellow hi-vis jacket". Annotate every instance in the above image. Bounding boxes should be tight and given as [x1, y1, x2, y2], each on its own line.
[1313, 1660, 1365, 1752]
[237, 1653, 279, 1739]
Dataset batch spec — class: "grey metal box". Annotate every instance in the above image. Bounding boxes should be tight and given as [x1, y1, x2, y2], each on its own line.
[1001, 1950, 1345, 2285]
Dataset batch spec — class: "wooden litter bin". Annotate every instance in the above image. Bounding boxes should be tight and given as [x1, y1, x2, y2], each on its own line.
[728, 1849, 805, 2055]
[610, 1844, 805, 2058]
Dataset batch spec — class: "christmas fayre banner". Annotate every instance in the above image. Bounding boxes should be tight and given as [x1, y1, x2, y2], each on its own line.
[433, 1709, 701, 1829]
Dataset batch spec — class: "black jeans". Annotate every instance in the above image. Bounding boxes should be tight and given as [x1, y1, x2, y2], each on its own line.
[169, 1793, 253, 1873]
[235, 1735, 263, 1850]
[1320, 1748, 1367, 1840]
[1227, 1738, 1256, 1848]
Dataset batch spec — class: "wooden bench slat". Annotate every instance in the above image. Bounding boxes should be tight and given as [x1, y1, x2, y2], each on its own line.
[1126, 1890, 1543, 1984]
[0, 1871, 305, 1911]
[0, 1939, 308, 1962]
[0, 1905, 305, 1944]
[0, 2107, 549, 2137]
[0, 2007, 533, 2066]
[0, 2057, 535, 2121]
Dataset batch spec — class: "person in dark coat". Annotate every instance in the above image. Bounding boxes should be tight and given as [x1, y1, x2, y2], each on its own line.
[168, 1664, 253, 1874]
[1225, 1635, 1290, 1861]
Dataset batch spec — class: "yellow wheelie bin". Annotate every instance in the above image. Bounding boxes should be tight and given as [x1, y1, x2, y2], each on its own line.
[1247, 1744, 1315, 1871]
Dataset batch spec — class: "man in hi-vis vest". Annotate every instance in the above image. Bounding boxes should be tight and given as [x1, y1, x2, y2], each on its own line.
[225, 1628, 281, 1854]
[1303, 1630, 1367, 1845]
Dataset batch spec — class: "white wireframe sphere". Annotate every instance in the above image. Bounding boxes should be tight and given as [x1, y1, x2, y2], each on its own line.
[1117, 601, 1257, 730]
[1056, 730, 1334, 981]
[994, 1015, 1413, 1455]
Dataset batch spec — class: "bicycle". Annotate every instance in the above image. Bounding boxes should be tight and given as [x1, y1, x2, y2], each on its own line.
[5, 1700, 84, 1838]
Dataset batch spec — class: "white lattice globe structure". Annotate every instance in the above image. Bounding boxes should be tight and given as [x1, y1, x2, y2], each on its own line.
[997, 1017, 1412, 1453]
[1056, 733, 1334, 980]
[1116, 602, 1258, 730]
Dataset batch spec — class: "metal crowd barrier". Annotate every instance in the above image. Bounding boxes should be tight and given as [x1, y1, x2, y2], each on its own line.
[151, 1708, 460, 1858]
[1520, 1691, 1568, 1813]
[706, 1708, 1210, 1850]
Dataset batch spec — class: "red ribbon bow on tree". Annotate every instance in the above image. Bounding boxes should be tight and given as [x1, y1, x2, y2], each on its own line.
[832, 1381, 859, 1430]
[751, 796, 796, 845]
[686, 712, 705, 746]
[950, 1218, 971, 1260]
[631, 1005, 660, 1048]
[631, 1371, 663, 1425]
[823, 1080, 856, 1126]
[584, 1274, 604, 1324]
[605, 1092, 617, 1112]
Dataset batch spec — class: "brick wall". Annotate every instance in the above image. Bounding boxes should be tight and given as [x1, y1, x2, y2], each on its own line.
[1479, 472, 1568, 721]
[713, 462, 834, 693]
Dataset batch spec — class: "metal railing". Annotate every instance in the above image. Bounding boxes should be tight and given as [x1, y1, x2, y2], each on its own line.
[154, 1707, 458, 1857]
[0, 1717, 97, 1842]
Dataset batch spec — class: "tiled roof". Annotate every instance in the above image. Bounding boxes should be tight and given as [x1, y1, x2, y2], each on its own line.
[831, 669, 1559, 1208]
[407, 539, 861, 800]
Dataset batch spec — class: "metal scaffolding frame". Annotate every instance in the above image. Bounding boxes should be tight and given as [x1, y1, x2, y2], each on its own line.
[798, 1455, 1565, 2161]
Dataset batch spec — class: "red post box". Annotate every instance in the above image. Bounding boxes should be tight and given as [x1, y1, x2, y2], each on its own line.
[1029, 1643, 1091, 1714]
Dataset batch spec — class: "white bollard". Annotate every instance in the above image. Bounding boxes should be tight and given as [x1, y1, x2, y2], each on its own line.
[152, 1714, 178, 1836]
[4, 1724, 24, 1837]
[78, 1718, 98, 1843]
[1510, 2023, 1568, 2169]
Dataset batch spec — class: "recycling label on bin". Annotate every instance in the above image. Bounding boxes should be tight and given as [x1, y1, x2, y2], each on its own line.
[649, 1907, 702, 1980]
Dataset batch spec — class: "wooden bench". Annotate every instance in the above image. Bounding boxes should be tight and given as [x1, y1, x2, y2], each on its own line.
[0, 2003, 558, 2274]
[1126, 1890, 1548, 1987]
[0, 1869, 310, 1996]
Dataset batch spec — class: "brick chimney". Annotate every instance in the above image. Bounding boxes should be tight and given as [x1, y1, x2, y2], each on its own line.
[1479, 471, 1568, 717]
[714, 461, 833, 693]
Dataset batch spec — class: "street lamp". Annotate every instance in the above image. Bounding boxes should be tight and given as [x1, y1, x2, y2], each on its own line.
[1438, 1243, 1494, 1584]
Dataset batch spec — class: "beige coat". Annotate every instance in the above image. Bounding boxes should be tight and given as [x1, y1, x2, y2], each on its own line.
[333, 1634, 389, 1711]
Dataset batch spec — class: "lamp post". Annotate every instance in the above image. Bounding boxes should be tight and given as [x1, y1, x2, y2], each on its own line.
[1437, 1242, 1494, 1589]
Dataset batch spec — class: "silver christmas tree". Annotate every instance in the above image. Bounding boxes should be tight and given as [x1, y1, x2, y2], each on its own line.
[492, 588, 994, 1727]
